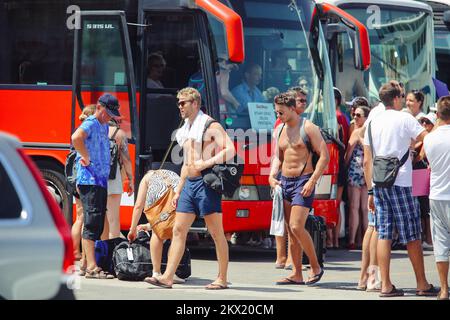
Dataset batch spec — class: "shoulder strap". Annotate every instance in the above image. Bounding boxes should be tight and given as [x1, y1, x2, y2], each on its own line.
[110, 126, 120, 140]
[201, 118, 218, 149]
[367, 121, 376, 159]
[299, 118, 313, 154]
[298, 118, 309, 176]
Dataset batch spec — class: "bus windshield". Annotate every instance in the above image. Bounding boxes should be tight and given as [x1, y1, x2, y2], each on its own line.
[210, 0, 336, 138]
[342, 5, 435, 108]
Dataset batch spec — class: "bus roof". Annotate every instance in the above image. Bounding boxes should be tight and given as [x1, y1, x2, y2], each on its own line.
[315, 0, 433, 12]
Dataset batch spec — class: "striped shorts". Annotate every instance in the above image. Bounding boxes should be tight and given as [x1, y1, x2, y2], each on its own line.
[373, 186, 422, 244]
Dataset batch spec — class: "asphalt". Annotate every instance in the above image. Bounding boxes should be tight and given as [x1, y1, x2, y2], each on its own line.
[73, 242, 444, 301]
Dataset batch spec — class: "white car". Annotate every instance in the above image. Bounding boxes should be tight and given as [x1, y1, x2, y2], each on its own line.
[0, 132, 75, 300]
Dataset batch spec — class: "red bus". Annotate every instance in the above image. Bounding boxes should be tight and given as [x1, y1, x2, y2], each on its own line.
[0, 0, 244, 230]
[0, 0, 369, 234]
[214, 0, 370, 232]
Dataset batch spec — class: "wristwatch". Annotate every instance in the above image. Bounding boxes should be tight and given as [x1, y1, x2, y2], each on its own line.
[368, 189, 374, 195]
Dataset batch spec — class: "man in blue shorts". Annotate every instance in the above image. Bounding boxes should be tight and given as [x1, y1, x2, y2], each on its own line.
[363, 82, 438, 297]
[145, 87, 236, 289]
[269, 93, 329, 285]
[71, 93, 120, 279]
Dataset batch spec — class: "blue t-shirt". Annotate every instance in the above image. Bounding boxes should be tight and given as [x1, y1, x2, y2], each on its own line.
[230, 82, 266, 129]
[75, 116, 110, 188]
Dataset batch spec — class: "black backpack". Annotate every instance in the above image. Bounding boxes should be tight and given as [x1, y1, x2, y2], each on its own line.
[112, 231, 152, 281]
[109, 126, 120, 180]
[64, 147, 78, 195]
[201, 119, 243, 197]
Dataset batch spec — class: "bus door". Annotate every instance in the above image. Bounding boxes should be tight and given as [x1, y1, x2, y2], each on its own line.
[71, 10, 138, 195]
[316, 2, 371, 102]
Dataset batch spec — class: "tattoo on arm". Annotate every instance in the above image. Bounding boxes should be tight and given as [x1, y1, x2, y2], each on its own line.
[120, 139, 131, 161]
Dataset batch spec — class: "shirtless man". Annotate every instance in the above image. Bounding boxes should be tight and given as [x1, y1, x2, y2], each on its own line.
[145, 87, 236, 289]
[269, 93, 329, 285]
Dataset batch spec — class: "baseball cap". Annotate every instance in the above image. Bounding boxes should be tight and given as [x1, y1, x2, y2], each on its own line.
[419, 112, 437, 125]
[345, 96, 369, 107]
[98, 93, 120, 117]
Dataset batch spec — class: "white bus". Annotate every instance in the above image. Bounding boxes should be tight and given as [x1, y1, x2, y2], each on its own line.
[420, 0, 450, 89]
[319, 0, 436, 110]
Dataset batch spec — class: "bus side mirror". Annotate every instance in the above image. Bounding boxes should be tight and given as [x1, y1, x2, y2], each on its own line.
[317, 2, 370, 71]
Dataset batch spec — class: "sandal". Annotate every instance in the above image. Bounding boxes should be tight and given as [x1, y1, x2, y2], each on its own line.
[416, 284, 439, 297]
[379, 285, 404, 298]
[78, 267, 87, 277]
[85, 268, 114, 279]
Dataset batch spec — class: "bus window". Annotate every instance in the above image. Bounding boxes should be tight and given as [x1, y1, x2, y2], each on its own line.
[0, 1, 73, 85]
[142, 13, 208, 169]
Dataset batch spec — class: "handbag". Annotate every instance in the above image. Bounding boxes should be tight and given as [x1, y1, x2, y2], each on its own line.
[201, 119, 243, 197]
[143, 187, 176, 240]
[368, 122, 409, 188]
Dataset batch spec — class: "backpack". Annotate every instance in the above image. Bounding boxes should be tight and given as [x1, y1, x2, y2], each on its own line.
[95, 237, 127, 275]
[64, 147, 78, 195]
[112, 231, 152, 281]
[109, 127, 120, 180]
[201, 119, 244, 197]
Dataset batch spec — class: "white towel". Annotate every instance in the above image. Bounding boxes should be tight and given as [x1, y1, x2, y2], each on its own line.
[175, 110, 209, 147]
[270, 185, 285, 236]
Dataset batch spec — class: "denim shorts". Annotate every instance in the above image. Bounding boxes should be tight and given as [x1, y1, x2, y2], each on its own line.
[374, 186, 421, 244]
[78, 185, 107, 241]
[280, 174, 315, 208]
[176, 176, 222, 217]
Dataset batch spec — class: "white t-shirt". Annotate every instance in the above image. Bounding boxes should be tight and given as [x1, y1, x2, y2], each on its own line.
[423, 125, 450, 200]
[364, 102, 385, 127]
[364, 109, 425, 187]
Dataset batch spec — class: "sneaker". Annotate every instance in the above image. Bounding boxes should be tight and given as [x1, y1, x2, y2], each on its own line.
[422, 241, 433, 250]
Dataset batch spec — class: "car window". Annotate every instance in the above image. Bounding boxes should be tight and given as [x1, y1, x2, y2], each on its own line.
[0, 159, 22, 219]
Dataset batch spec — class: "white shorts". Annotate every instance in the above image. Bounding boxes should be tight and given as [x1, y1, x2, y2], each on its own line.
[108, 166, 123, 196]
[430, 199, 450, 262]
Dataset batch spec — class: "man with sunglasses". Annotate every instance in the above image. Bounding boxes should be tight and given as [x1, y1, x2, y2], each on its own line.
[274, 87, 308, 129]
[145, 87, 236, 290]
[363, 82, 438, 297]
[269, 93, 329, 285]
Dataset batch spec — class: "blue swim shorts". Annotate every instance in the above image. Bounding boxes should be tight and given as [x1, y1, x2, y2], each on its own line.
[176, 176, 222, 217]
[280, 174, 315, 208]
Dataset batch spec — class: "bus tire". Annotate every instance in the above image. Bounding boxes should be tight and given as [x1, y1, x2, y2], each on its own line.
[41, 168, 71, 225]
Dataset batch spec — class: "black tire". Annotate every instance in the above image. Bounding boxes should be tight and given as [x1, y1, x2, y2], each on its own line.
[41, 168, 72, 225]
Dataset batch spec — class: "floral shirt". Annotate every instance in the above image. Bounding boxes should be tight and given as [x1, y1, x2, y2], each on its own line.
[76, 116, 110, 188]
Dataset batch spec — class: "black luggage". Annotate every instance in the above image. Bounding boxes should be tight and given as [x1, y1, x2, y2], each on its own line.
[95, 237, 128, 276]
[160, 239, 192, 279]
[302, 215, 326, 267]
[112, 231, 192, 281]
[113, 231, 152, 281]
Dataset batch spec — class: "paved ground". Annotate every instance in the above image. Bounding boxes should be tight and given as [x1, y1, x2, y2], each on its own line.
[73, 243, 443, 300]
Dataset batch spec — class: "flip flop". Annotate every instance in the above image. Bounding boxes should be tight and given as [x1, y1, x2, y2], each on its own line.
[144, 276, 172, 289]
[356, 284, 367, 291]
[416, 284, 439, 297]
[205, 283, 229, 290]
[276, 278, 305, 285]
[379, 285, 404, 298]
[305, 268, 324, 285]
[275, 263, 286, 269]
[284, 264, 293, 270]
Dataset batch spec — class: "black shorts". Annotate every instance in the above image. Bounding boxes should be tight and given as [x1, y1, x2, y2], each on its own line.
[78, 185, 107, 241]
[338, 150, 347, 187]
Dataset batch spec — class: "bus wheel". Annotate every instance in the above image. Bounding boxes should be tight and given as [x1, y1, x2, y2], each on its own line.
[41, 168, 71, 225]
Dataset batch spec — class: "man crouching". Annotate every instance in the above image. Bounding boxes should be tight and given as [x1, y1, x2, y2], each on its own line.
[269, 93, 329, 285]
[145, 87, 236, 289]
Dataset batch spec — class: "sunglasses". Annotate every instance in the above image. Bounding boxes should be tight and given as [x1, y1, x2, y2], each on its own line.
[296, 98, 307, 103]
[420, 119, 432, 125]
[177, 100, 193, 107]
[352, 113, 364, 118]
